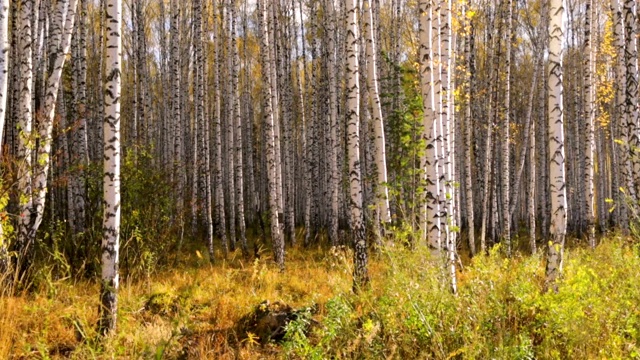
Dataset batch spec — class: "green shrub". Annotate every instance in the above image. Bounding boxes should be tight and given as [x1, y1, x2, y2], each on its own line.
[283, 238, 640, 359]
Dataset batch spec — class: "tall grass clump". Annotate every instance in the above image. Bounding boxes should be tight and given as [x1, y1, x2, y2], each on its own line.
[284, 238, 640, 359]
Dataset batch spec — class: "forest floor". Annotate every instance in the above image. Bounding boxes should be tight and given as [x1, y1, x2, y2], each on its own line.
[1, 233, 640, 359]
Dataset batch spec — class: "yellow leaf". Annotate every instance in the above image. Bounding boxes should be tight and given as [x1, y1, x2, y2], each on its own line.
[195, 250, 203, 259]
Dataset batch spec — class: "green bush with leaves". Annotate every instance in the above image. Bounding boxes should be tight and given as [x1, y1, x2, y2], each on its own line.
[283, 238, 640, 359]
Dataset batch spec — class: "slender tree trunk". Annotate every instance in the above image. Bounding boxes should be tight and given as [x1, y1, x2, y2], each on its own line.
[231, 0, 248, 257]
[170, 0, 185, 234]
[624, 0, 639, 207]
[612, 0, 629, 230]
[70, 0, 89, 239]
[585, 0, 597, 248]
[480, 20, 499, 253]
[501, 0, 512, 256]
[419, 0, 441, 251]
[346, 0, 367, 290]
[16, 0, 35, 267]
[439, 0, 457, 294]
[213, 1, 228, 255]
[99, 0, 122, 335]
[326, 0, 339, 246]
[0, 0, 8, 272]
[546, 0, 568, 291]
[463, 5, 475, 256]
[268, 1, 284, 245]
[259, 0, 284, 270]
[363, 0, 390, 227]
[510, 63, 539, 225]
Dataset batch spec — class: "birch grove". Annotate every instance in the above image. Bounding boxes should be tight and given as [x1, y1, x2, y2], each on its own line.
[1, 0, 640, 327]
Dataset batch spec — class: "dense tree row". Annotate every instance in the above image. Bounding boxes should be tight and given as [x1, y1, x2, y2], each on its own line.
[1, 0, 639, 331]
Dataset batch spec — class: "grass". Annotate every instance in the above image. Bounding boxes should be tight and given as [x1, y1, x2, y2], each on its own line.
[0, 243, 363, 359]
[1, 235, 640, 359]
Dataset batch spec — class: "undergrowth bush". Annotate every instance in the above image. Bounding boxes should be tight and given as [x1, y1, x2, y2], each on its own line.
[283, 240, 640, 359]
[32, 147, 179, 284]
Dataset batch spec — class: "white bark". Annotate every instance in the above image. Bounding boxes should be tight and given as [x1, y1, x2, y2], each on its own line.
[213, 0, 228, 254]
[171, 0, 185, 221]
[440, 0, 457, 294]
[585, 0, 596, 248]
[612, 0, 629, 229]
[501, 0, 512, 255]
[0, 0, 8, 269]
[546, 0, 567, 290]
[624, 0, 639, 205]
[419, 0, 441, 251]
[327, 0, 339, 246]
[231, 0, 248, 256]
[259, 0, 284, 270]
[31, 0, 79, 243]
[99, 0, 122, 334]
[462, 4, 475, 256]
[0, 0, 8, 145]
[363, 0, 390, 225]
[346, 0, 368, 289]
[17, 0, 35, 259]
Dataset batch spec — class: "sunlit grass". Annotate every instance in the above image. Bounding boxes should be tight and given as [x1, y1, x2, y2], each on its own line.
[1, 235, 640, 359]
[0, 243, 359, 359]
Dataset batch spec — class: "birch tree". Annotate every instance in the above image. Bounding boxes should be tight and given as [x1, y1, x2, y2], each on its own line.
[546, 0, 568, 290]
[462, 2, 475, 256]
[99, 0, 122, 335]
[0, 0, 8, 271]
[584, 0, 596, 248]
[259, 0, 284, 270]
[346, 0, 368, 290]
[500, 0, 512, 255]
[623, 0, 639, 203]
[419, 0, 441, 250]
[213, 0, 228, 255]
[69, 0, 89, 239]
[363, 0, 390, 226]
[31, 0, 79, 247]
[231, 0, 248, 256]
[16, 0, 35, 265]
[612, 0, 629, 230]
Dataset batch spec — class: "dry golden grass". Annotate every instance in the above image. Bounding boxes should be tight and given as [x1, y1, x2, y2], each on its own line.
[0, 244, 376, 359]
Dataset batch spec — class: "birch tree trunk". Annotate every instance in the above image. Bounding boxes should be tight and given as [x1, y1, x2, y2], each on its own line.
[16, 0, 35, 265]
[439, 0, 457, 294]
[585, 0, 597, 248]
[326, 0, 340, 246]
[0, 0, 8, 271]
[624, 0, 639, 205]
[501, 0, 512, 255]
[32, 0, 78, 239]
[419, 0, 441, 250]
[363, 0, 390, 226]
[612, 0, 629, 230]
[346, 0, 368, 290]
[462, 4, 475, 256]
[213, 0, 228, 255]
[546, 0, 568, 291]
[231, 0, 248, 256]
[99, 0, 122, 335]
[170, 0, 185, 233]
[70, 0, 89, 240]
[259, 0, 284, 270]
